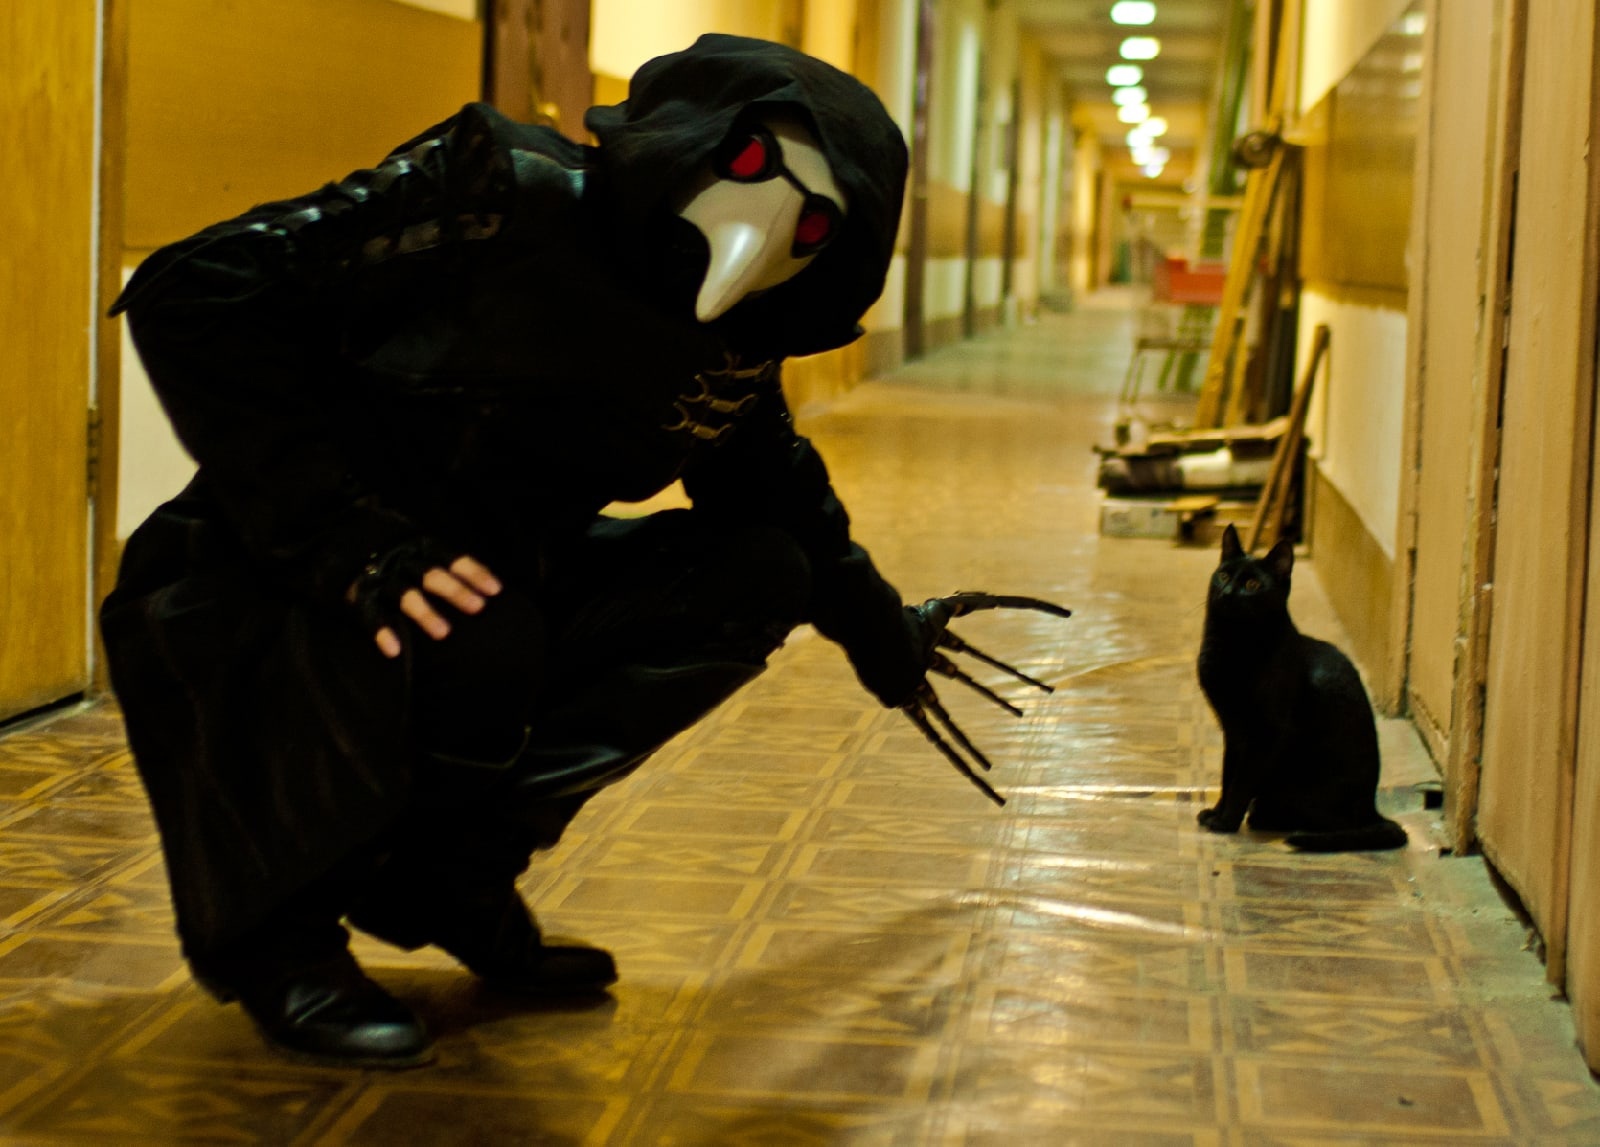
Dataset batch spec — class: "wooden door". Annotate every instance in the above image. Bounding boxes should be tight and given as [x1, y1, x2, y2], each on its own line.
[1560, 0, 1600, 1076]
[0, 1, 96, 721]
[1404, 0, 1497, 760]
[1476, 0, 1599, 980]
[1572, 340, 1600, 1072]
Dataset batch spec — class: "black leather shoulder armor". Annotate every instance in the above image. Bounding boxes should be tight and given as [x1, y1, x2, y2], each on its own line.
[112, 103, 591, 316]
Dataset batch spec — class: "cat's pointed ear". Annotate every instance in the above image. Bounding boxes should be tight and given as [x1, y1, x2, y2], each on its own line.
[1221, 523, 1244, 561]
[1266, 537, 1295, 579]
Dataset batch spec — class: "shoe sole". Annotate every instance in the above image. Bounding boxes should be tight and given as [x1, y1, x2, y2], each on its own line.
[476, 976, 617, 1000]
[256, 1032, 439, 1070]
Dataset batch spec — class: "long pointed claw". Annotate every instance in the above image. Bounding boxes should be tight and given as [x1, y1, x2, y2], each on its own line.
[936, 592, 1074, 620]
[901, 698, 1006, 807]
[917, 682, 999, 774]
[936, 630, 1056, 693]
[930, 652, 1025, 715]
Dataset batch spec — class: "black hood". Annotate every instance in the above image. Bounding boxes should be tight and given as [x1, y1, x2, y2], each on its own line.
[585, 34, 909, 358]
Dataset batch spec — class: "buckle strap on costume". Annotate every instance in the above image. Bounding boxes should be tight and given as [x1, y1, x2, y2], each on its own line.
[662, 354, 778, 444]
[271, 129, 513, 285]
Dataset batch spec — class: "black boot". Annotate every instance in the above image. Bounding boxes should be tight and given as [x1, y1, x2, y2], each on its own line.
[197, 892, 434, 1069]
[350, 879, 617, 998]
[355, 877, 618, 996]
[348, 806, 617, 999]
[232, 950, 435, 1068]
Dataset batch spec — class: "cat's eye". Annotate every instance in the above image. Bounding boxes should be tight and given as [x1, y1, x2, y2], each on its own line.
[1214, 573, 1230, 587]
[1244, 577, 1261, 591]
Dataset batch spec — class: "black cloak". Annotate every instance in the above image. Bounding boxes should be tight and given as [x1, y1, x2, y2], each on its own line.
[103, 36, 917, 961]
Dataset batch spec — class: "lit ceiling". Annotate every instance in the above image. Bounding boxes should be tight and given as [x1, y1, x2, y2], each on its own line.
[1016, 0, 1233, 183]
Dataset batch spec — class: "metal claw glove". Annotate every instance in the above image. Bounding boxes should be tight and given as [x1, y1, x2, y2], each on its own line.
[844, 599, 947, 710]
[896, 591, 1073, 807]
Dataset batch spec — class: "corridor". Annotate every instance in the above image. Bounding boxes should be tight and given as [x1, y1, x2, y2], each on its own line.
[0, 296, 1597, 1143]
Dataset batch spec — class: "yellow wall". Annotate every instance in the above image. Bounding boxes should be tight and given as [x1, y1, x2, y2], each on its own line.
[1068, 125, 1101, 296]
[392, 0, 476, 16]
[1299, 289, 1408, 558]
[124, 0, 482, 251]
[803, 0, 857, 69]
[1296, 1, 1420, 560]
[590, 0, 796, 83]
[1298, 0, 1415, 112]
[860, 0, 918, 347]
[1011, 32, 1048, 317]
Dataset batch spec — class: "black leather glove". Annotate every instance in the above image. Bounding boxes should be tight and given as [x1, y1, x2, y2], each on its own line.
[346, 536, 466, 645]
[849, 600, 960, 709]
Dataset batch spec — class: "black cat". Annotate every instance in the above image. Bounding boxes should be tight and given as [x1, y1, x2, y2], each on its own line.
[1196, 524, 1407, 851]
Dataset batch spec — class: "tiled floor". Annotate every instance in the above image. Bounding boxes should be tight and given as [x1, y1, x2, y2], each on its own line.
[3, 293, 1600, 1143]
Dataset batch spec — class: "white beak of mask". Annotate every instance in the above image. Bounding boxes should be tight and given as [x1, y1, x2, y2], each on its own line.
[675, 116, 848, 323]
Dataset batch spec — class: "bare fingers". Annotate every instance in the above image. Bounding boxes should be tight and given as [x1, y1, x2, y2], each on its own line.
[448, 555, 502, 598]
[374, 626, 403, 659]
[400, 587, 452, 640]
[368, 554, 503, 657]
[421, 566, 487, 616]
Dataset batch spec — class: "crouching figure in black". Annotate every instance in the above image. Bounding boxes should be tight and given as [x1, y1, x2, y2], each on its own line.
[102, 36, 1064, 1069]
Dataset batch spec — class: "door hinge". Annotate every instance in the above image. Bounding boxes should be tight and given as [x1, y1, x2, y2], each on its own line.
[86, 405, 102, 496]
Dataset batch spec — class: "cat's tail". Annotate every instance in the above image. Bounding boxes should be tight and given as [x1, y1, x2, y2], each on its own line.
[1285, 818, 1408, 853]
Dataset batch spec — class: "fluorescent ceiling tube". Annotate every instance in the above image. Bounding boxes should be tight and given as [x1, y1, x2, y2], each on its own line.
[1106, 64, 1143, 86]
[1112, 2, 1157, 25]
[1120, 37, 1161, 60]
[1117, 103, 1151, 123]
[1112, 86, 1148, 106]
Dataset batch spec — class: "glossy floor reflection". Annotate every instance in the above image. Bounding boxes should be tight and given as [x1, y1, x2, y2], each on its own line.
[4, 293, 1600, 1143]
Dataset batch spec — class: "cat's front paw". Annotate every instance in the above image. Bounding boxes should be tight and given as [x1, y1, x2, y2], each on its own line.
[1198, 806, 1242, 833]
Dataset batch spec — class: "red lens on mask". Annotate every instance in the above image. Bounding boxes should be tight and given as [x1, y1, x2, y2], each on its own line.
[727, 136, 771, 180]
[794, 206, 834, 250]
[710, 125, 843, 258]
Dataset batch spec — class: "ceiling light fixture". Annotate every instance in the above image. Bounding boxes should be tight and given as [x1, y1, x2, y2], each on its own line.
[1120, 37, 1161, 60]
[1106, 64, 1143, 86]
[1117, 102, 1151, 124]
[1112, 86, 1148, 106]
[1141, 116, 1168, 137]
[1111, 2, 1157, 25]
[1143, 162, 1166, 178]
